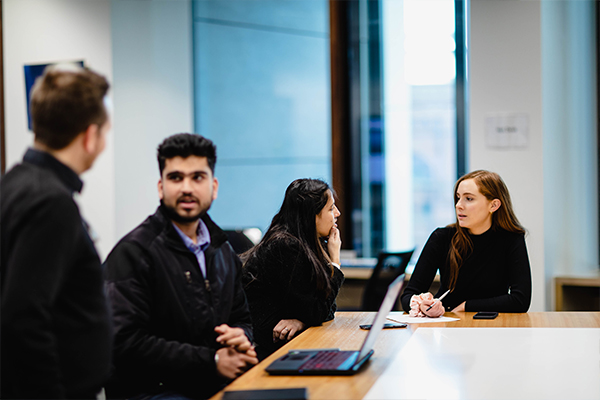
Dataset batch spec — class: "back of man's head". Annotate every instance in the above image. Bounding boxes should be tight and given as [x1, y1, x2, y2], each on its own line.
[157, 133, 217, 175]
[30, 66, 109, 150]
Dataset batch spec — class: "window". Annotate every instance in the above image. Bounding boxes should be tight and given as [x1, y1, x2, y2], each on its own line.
[338, 0, 467, 264]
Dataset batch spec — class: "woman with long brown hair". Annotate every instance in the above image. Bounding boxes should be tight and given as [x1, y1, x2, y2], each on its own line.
[242, 178, 344, 359]
[400, 170, 532, 316]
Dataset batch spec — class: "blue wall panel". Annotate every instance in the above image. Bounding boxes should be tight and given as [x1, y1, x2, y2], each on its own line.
[193, 0, 331, 232]
[212, 162, 331, 232]
[193, 0, 328, 34]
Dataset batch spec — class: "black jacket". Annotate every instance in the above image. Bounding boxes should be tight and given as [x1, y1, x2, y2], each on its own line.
[104, 206, 253, 399]
[242, 235, 344, 360]
[1, 149, 112, 399]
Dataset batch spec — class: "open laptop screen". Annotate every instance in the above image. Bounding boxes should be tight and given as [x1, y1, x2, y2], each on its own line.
[356, 274, 406, 361]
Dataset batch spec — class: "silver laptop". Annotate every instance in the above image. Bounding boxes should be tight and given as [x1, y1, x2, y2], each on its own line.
[265, 273, 406, 375]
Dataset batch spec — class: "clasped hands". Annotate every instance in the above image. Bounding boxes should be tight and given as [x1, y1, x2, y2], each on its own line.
[214, 324, 258, 379]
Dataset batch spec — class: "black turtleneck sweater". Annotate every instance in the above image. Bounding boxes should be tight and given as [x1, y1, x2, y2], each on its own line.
[1, 148, 112, 399]
[401, 227, 532, 313]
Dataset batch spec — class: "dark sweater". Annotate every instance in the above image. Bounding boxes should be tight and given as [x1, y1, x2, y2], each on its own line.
[0, 149, 112, 399]
[242, 235, 344, 359]
[401, 227, 532, 313]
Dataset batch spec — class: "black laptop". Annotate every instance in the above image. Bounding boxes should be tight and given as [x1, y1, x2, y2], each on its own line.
[265, 273, 406, 375]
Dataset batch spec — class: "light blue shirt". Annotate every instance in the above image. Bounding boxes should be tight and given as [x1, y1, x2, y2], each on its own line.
[172, 219, 211, 278]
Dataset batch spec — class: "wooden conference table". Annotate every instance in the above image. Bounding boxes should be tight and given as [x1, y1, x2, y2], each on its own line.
[210, 312, 600, 400]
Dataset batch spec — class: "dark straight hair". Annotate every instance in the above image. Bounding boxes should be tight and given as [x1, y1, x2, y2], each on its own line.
[243, 178, 336, 297]
[157, 133, 217, 175]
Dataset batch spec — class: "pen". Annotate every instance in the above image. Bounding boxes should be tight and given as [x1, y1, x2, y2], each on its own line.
[426, 289, 450, 311]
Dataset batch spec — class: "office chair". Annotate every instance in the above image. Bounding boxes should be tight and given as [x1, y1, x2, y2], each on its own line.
[224, 229, 260, 255]
[360, 250, 414, 311]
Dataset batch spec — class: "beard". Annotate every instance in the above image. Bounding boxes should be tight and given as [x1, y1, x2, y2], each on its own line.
[160, 199, 209, 224]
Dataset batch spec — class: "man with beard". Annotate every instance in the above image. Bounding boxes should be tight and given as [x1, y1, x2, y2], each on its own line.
[104, 133, 257, 400]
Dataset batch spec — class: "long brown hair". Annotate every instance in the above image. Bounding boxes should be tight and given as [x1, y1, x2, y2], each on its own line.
[447, 170, 525, 290]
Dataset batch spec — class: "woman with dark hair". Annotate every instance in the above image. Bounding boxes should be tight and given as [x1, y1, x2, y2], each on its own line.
[400, 170, 532, 316]
[242, 178, 344, 359]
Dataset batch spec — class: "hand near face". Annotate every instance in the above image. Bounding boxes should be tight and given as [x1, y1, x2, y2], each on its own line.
[215, 346, 258, 380]
[315, 189, 341, 261]
[273, 319, 306, 343]
[327, 226, 342, 264]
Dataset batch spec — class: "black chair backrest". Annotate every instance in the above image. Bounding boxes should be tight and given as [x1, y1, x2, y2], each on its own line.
[224, 230, 255, 255]
[361, 250, 414, 311]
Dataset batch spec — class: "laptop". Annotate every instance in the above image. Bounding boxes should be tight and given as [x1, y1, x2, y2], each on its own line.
[265, 273, 406, 375]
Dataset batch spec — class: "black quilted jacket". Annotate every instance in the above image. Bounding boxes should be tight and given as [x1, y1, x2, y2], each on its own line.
[104, 206, 253, 399]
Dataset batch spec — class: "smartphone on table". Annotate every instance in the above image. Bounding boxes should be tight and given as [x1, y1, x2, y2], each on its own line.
[473, 311, 498, 319]
[359, 322, 407, 330]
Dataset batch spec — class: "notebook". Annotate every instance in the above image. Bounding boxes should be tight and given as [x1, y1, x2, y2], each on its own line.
[265, 273, 406, 375]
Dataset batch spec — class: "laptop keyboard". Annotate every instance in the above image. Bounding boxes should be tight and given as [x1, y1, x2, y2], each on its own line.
[299, 351, 353, 370]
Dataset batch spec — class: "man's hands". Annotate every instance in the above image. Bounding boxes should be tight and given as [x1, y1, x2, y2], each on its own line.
[273, 319, 306, 343]
[214, 324, 258, 379]
[215, 324, 253, 352]
[215, 347, 258, 380]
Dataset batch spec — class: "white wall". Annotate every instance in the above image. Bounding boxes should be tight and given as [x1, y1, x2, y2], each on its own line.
[469, 1, 545, 311]
[3, 0, 194, 258]
[3, 0, 116, 259]
[111, 0, 194, 242]
[542, 1, 598, 305]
